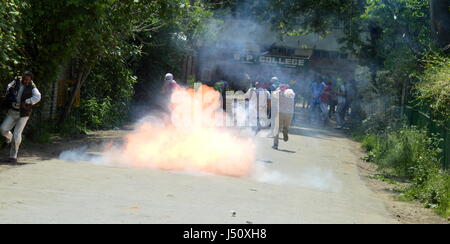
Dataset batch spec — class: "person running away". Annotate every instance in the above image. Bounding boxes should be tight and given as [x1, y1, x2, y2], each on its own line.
[273, 84, 295, 150]
[0, 71, 41, 164]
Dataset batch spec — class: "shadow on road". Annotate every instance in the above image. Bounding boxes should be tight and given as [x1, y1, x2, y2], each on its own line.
[288, 107, 347, 140]
[275, 149, 296, 153]
[0, 161, 35, 167]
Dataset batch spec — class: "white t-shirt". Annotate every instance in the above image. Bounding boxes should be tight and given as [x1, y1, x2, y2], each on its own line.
[278, 88, 295, 114]
[337, 84, 346, 104]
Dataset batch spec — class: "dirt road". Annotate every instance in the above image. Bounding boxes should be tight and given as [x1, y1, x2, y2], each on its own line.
[0, 111, 402, 224]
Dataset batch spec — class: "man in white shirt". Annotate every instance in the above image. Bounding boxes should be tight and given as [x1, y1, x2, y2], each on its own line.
[335, 80, 347, 129]
[273, 84, 295, 149]
[244, 82, 271, 131]
[1, 71, 41, 163]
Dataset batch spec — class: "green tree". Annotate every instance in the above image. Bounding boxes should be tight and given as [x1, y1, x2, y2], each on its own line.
[0, 0, 28, 83]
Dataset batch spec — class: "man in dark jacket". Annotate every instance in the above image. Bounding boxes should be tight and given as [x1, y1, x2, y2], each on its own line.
[1, 71, 41, 163]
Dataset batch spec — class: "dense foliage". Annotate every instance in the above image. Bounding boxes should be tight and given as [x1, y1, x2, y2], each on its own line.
[0, 0, 28, 82]
[415, 53, 450, 124]
[1, 0, 212, 132]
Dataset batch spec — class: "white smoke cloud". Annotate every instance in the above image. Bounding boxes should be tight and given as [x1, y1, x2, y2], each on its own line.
[251, 162, 341, 192]
[59, 146, 106, 166]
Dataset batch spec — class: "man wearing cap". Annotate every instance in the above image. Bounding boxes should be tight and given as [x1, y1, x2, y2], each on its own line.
[268, 76, 281, 92]
[162, 73, 180, 95]
[1, 71, 41, 163]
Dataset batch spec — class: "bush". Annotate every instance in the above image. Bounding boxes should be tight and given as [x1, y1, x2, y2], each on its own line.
[361, 126, 450, 217]
[361, 134, 378, 152]
[405, 169, 450, 216]
[415, 53, 450, 124]
[57, 115, 89, 137]
[78, 97, 113, 130]
[377, 127, 440, 178]
[77, 56, 136, 130]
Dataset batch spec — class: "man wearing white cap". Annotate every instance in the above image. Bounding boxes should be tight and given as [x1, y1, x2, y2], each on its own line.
[162, 73, 179, 94]
[268, 76, 281, 92]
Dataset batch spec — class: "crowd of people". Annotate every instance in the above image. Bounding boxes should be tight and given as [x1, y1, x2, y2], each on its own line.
[161, 73, 357, 150]
[242, 76, 296, 149]
[238, 74, 357, 129]
[162, 73, 297, 149]
[307, 76, 356, 129]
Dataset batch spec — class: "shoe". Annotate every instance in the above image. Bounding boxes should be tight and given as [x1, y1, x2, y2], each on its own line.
[283, 131, 289, 142]
[272, 145, 278, 150]
[0, 142, 8, 150]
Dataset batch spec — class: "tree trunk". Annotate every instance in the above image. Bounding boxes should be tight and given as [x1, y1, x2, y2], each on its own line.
[400, 79, 409, 115]
[58, 64, 92, 127]
[430, 0, 450, 51]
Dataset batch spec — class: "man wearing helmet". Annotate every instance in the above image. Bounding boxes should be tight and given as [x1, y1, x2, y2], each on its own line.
[162, 73, 180, 94]
[1, 71, 41, 164]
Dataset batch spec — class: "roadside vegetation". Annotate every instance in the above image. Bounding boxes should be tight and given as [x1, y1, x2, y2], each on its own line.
[355, 52, 450, 217]
[360, 126, 449, 217]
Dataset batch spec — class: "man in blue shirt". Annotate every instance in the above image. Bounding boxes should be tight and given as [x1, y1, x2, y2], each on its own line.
[310, 78, 326, 125]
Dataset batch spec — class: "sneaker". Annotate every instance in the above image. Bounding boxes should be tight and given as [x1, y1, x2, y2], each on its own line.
[283, 131, 289, 142]
[272, 145, 278, 150]
[7, 158, 17, 165]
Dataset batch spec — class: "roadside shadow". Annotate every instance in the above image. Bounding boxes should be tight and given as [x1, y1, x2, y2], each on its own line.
[0, 161, 36, 167]
[257, 160, 273, 164]
[275, 149, 296, 153]
[292, 127, 345, 138]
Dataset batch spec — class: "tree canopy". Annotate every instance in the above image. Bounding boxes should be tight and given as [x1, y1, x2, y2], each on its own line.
[0, 0, 448, 130]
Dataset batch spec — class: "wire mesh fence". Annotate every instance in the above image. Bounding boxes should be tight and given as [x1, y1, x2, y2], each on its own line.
[405, 106, 449, 169]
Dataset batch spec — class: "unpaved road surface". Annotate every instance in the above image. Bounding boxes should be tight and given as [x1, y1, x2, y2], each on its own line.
[0, 112, 400, 224]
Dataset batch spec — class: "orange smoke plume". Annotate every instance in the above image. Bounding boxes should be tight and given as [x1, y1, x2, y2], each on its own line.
[104, 84, 255, 177]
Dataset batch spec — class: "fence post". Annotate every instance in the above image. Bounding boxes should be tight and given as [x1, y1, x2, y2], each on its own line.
[444, 121, 450, 169]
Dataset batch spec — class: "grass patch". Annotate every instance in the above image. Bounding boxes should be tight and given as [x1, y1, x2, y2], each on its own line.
[369, 174, 399, 185]
[359, 126, 450, 218]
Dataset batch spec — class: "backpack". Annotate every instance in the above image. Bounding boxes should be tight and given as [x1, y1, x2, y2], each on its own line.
[320, 85, 332, 104]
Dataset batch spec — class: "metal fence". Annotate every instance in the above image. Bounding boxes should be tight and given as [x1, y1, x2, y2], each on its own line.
[405, 106, 449, 169]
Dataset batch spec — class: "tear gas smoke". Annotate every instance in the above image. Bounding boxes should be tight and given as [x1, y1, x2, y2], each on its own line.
[252, 163, 341, 192]
[61, 84, 256, 177]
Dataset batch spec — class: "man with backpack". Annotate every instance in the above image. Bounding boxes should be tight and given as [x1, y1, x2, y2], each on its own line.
[319, 80, 332, 127]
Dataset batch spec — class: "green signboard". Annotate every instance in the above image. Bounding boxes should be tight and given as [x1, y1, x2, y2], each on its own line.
[233, 53, 308, 69]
